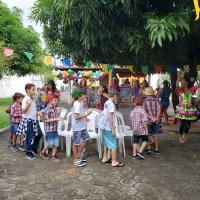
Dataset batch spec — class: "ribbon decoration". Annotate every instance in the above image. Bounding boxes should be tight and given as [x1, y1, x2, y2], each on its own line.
[141, 66, 149, 74]
[155, 66, 162, 74]
[107, 65, 113, 71]
[112, 67, 116, 77]
[3, 48, 14, 57]
[24, 52, 33, 62]
[168, 66, 177, 74]
[63, 58, 71, 66]
[85, 61, 92, 68]
[194, 0, 200, 21]
[127, 65, 134, 74]
[44, 56, 52, 65]
[100, 64, 108, 71]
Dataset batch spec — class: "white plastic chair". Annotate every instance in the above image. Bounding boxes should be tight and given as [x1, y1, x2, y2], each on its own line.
[86, 112, 102, 158]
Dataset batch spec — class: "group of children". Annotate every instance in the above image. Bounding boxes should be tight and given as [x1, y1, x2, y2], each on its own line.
[5, 76, 200, 167]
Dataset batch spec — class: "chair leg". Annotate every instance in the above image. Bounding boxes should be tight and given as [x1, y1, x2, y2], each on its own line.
[66, 136, 71, 157]
[97, 137, 102, 159]
[122, 138, 126, 157]
[60, 137, 64, 151]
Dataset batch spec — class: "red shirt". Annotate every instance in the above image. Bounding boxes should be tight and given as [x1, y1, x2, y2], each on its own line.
[10, 102, 22, 124]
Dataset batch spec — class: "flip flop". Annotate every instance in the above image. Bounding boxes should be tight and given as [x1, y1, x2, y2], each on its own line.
[102, 158, 112, 164]
[111, 162, 124, 167]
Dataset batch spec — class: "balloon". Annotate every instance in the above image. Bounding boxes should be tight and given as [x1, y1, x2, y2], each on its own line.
[44, 56, 52, 65]
[4, 48, 14, 57]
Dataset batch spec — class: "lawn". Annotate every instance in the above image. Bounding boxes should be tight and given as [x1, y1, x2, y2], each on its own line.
[0, 97, 12, 129]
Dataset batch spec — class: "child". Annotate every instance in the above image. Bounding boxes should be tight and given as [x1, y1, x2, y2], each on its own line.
[17, 83, 38, 160]
[40, 94, 61, 162]
[176, 77, 200, 144]
[129, 97, 148, 160]
[143, 87, 161, 155]
[160, 80, 172, 124]
[10, 93, 24, 152]
[71, 88, 91, 167]
[101, 89, 124, 167]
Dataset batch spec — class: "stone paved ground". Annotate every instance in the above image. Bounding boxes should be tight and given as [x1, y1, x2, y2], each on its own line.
[1, 105, 200, 200]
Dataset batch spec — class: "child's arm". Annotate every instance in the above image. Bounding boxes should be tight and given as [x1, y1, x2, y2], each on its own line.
[75, 110, 91, 120]
[143, 122, 148, 135]
[22, 99, 32, 114]
[108, 112, 116, 136]
[44, 118, 61, 123]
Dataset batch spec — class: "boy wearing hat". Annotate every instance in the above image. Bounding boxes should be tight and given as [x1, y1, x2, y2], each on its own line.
[40, 94, 61, 162]
[71, 88, 91, 167]
[129, 97, 148, 160]
[143, 87, 161, 155]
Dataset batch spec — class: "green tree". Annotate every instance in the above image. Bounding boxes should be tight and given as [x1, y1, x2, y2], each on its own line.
[0, 1, 47, 78]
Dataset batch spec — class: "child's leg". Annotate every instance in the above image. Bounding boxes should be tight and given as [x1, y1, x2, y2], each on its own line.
[25, 122, 33, 155]
[77, 141, 87, 158]
[164, 108, 169, 124]
[139, 136, 148, 154]
[102, 146, 110, 162]
[182, 120, 191, 143]
[132, 135, 139, 156]
[12, 134, 17, 146]
[111, 149, 117, 163]
[72, 145, 79, 160]
[133, 144, 137, 156]
[179, 119, 186, 143]
[52, 147, 57, 157]
[153, 136, 159, 151]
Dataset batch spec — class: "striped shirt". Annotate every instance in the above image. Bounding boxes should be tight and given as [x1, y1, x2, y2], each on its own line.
[143, 96, 161, 118]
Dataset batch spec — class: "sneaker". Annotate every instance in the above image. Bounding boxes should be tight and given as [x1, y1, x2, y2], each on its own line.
[40, 152, 49, 160]
[50, 156, 60, 163]
[136, 152, 145, 160]
[18, 146, 26, 152]
[80, 155, 87, 162]
[145, 148, 152, 155]
[132, 155, 139, 160]
[10, 145, 17, 152]
[25, 153, 36, 160]
[153, 149, 160, 155]
[74, 160, 87, 167]
[32, 148, 38, 156]
[8, 142, 12, 148]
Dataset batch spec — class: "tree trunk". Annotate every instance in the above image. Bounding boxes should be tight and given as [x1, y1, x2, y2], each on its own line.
[170, 71, 179, 112]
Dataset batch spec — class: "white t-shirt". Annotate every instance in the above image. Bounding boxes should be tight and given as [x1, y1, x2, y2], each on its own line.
[72, 101, 87, 131]
[22, 96, 37, 120]
[100, 100, 116, 131]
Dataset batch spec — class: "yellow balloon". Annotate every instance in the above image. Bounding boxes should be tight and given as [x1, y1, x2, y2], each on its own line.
[44, 56, 52, 65]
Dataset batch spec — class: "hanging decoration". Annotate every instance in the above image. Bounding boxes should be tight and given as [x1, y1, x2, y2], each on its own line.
[168, 66, 177, 74]
[85, 61, 92, 68]
[193, 0, 200, 21]
[3, 48, 14, 57]
[112, 67, 116, 77]
[197, 65, 200, 71]
[107, 65, 113, 71]
[155, 66, 162, 74]
[63, 58, 71, 66]
[44, 56, 52, 65]
[141, 66, 149, 74]
[24, 52, 33, 62]
[178, 70, 185, 80]
[183, 65, 190, 73]
[127, 65, 134, 74]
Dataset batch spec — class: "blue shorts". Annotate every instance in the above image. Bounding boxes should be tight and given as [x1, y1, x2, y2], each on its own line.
[10, 123, 19, 135]
[148, 123, 160, 135]
[72, 129, 90, 145]
[102, 130, 117, 150]
[46, 132, 59, 148]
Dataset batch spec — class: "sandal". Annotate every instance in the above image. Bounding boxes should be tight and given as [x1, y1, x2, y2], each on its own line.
[102, 158, 111, 164]
[111, 162, 124, 167]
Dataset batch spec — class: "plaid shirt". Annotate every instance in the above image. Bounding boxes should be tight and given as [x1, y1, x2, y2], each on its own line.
[43, 105, 60, 133]
[129, 107, 148, 135]
[143, 96, 161, 118]
[10, 102, 22, 124]
[17, 118, 37, 138]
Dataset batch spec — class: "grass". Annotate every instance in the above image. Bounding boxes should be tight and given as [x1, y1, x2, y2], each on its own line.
[0, 97, 12, 129]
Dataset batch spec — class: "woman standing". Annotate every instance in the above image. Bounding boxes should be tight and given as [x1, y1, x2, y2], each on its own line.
[96, 86, 108, 110]
[176, 77, 200, 144]
[160, 81, 172, 124]
[110, 78, 120, 110]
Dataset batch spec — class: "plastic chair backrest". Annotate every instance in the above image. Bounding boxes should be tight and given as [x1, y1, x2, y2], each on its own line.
[87, 112, 99, 132]
[66, 112, 72, 131]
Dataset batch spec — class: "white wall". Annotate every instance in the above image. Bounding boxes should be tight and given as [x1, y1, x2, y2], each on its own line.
[0, 75, 44, 98]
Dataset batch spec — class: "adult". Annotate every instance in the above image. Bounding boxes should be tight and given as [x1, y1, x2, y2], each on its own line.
[47, 80, 60, 97]
[176, 77, 200, 144]
[110, 78, 120, 110]
[96, 86, 108, 110]
[140, 80, 149, 99]
[132, 80, 140, 98]
[160, 80, 172, 124]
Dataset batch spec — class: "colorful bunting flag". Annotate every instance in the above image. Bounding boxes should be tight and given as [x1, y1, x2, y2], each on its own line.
[155, 66, 162, 73]
[44, 56, 52, 65]
[141, 66, 149, 74]
[127, 65, 134, 74]
[24, 52, 33, 62]
[101, 64, 108, 70]
[63, 58, 71, 66]
[193, 0, 200, 21]
[168, 66, 177, 74]
[3, 48, 14, 57]
[107, 65, 113, 71]
[86, 61, 92, 68]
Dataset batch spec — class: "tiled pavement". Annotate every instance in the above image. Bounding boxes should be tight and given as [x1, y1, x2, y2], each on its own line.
[1, 105, 200, 200]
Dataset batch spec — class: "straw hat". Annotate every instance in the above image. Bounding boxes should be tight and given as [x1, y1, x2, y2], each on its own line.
[143, 87, 155, 96]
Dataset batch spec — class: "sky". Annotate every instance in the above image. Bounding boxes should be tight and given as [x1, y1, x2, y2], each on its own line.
[2, 0, 42, 34]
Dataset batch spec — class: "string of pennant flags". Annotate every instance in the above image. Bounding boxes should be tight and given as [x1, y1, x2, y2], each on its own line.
[2, 47, 200, 81]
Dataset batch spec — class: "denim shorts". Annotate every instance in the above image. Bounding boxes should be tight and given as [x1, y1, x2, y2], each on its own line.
[102, 130, 117, 150]
[133, 135, 148, 144]
[46, 131, 59, 148]
[10, 123, 19, 135]
[148, 123, 160, 135]
[72, 129, 91, 145]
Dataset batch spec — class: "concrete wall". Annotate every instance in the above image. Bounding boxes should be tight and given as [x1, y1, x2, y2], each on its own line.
[0, 75, 44, 98]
